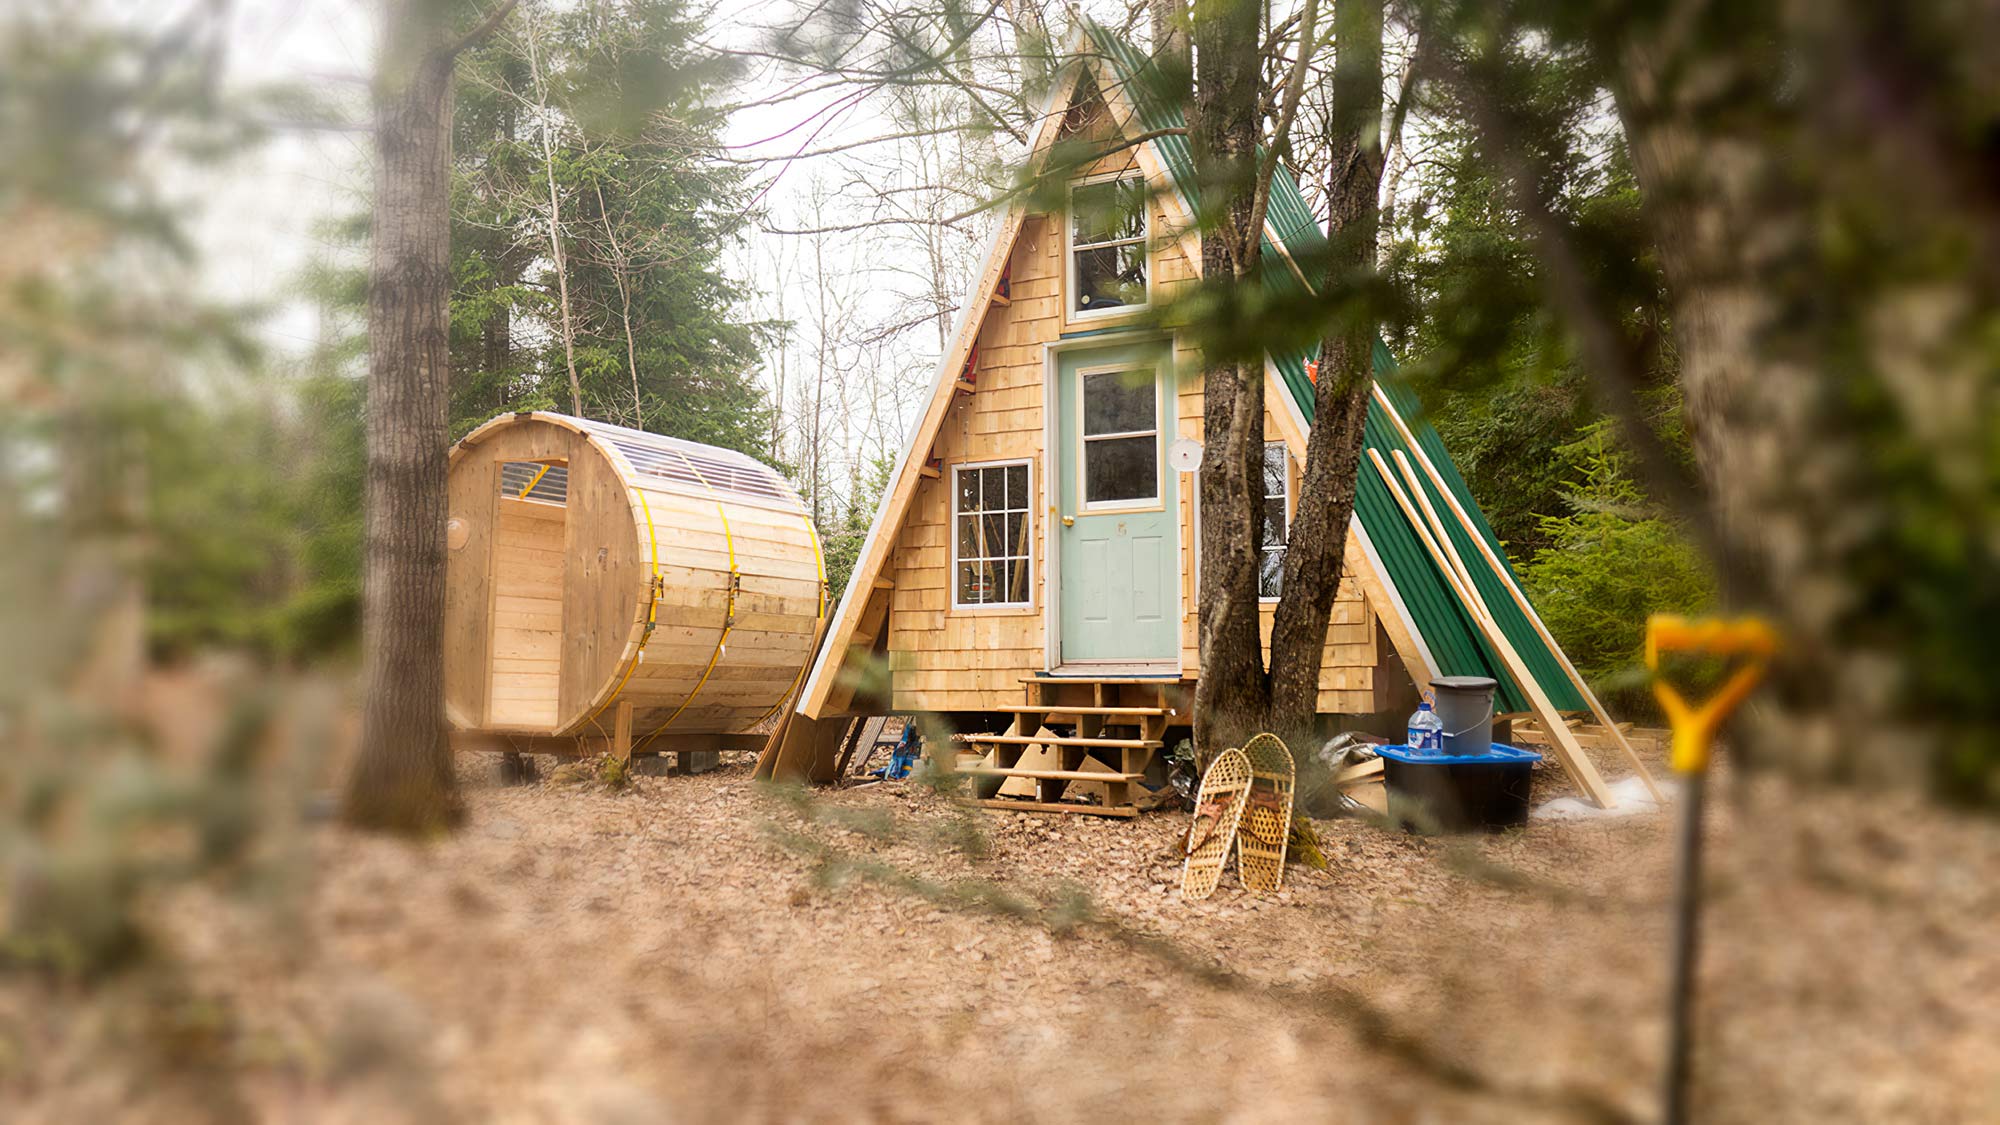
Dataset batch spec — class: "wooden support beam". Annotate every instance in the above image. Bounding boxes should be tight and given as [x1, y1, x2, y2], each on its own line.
[1369, 448, 1616, 808]
[612, 700, 633, 764]
[1372, 386, 1664, 802]
[954, 378, 976, 395]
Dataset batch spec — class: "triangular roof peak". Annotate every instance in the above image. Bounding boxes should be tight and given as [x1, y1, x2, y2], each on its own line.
[778, 27, 1629, 805]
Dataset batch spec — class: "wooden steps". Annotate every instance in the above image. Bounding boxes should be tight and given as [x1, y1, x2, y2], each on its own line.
[961, 767, 1144, 782]
[963, 734, 1163, 749]
[975, 798, 1136, 820]
[994, 704, 1171, 717]
[968, 675, 1187, 818]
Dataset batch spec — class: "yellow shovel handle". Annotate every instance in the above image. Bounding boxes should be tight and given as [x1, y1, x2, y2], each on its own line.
[1645, 615, 1778, 775]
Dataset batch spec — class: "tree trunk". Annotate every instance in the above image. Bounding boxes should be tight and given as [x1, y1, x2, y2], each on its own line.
[1151, 0, 1189, 76]
[343, 0, 465, 833]
[1612, 36, 1863, 775]
[524, 6, 583, 417]
[593, 182, 645, 428]
[1188, 0, 1270, 755]
[1267, 0, 1384, 733]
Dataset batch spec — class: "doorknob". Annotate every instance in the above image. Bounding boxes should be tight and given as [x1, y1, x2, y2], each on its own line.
[1061, 515, 1075, 527]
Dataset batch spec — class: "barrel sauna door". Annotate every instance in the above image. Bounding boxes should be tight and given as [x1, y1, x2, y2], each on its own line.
[487, 461, 569, 729]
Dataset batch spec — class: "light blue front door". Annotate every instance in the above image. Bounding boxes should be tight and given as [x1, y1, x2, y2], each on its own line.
[1056, 341, 1178, 663]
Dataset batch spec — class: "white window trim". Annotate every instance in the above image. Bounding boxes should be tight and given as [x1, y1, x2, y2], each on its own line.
[949, 458, 1036, 611]
[1064, 171, 1152, 321]
[1258, 441, 1291, 603]
[1190, 440, 1293, 603]
[1074, 362, 1165, 513]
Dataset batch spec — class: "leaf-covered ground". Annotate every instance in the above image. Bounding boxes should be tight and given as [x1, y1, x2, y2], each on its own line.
[5, 746, 1996, 1123]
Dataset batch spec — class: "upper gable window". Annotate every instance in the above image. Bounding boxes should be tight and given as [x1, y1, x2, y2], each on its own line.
[1068, 175, 1149, 317]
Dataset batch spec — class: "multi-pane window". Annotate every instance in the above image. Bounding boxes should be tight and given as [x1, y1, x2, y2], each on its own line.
[1081, 369, 1159, 506]
[1069, 176, 1148, 316]
[953, 461, 1033, 608]
[1259, 442, 1289, 598]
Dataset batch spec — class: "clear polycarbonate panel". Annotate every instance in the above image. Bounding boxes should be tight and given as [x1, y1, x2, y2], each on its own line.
[499, 461, 569, 505]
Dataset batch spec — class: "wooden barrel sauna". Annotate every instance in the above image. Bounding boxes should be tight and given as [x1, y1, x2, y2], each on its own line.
[444, 412, 825, 745]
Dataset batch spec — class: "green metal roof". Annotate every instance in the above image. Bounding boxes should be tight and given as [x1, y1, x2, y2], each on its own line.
[1090, 26, 1583, 713]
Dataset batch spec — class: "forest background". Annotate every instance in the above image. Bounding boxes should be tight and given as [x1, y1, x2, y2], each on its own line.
[94, 0, 1711, 720]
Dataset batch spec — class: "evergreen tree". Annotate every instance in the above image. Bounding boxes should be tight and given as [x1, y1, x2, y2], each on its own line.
[448, 0, 767, 455]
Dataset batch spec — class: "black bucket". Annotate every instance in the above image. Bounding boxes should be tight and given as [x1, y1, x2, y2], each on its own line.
[1377, 742, 1543, 833]
[1432, 675, 1497, 757]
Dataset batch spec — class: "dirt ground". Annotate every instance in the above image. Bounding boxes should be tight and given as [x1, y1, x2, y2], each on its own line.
[5, 739, 1998, 1124]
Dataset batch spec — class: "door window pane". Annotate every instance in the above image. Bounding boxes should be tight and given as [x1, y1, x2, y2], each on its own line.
[1084, 435, 1158, 504]
[1081, 367, 1159, 506]
[1082, 370, 1156, 435]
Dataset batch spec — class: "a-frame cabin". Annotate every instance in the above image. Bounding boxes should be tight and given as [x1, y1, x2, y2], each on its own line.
[760, 27, 1653, 813]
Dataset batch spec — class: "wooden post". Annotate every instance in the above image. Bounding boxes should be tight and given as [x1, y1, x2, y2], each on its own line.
[1372, 386, 1664, 801]
[1394, 451, 1481, 598]
[612, 699, 633, 765]
[1369, 450, 1616, 808]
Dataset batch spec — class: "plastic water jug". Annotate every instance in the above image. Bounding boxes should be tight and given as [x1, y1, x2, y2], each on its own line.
[1406, 700, 1443, 754]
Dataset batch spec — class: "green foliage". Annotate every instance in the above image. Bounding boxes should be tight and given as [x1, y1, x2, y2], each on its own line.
[819, 451, 893, 598]
[447, 0, 770, 456]
[1389, 95, 1686, 557]
[136, 0, 774, 663]
[596, 754, 632, 791]
[1520, 425, 1716, 705]
[143, 369, 365, 661]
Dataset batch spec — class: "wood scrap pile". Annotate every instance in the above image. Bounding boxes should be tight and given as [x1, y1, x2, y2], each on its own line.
[1297, 732, 1390, 817]
[1510, 716, 1667, 760]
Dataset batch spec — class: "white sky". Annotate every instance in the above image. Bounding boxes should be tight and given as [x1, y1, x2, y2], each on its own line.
[189, 0, 1005, 505]
[196, 0, 376, 355]
[196, 0, 965, 355]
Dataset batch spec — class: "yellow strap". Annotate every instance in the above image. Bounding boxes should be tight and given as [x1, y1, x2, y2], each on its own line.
[582, 485, 663, 735]
[747, 510, 829, 730]
[518, 461, 553, 499]
[633, 453, 740, 752]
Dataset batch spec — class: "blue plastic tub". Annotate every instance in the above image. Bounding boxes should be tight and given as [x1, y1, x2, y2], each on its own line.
[1374, 742, 1544, 833]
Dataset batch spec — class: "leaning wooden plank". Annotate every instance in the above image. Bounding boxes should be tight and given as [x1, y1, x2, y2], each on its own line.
[832, 714, 885, 780]
[1394, 451, 1485, 611]
[1369, 450, 1616, 808]
[1372, 386, 1664, 802]
[759, 711, 848, 784]
[752, 604, 838, 780]
[752, 709, 800, 781]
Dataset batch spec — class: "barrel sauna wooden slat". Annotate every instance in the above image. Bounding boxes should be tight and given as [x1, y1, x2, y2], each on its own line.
[445, 412, 825, 742]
